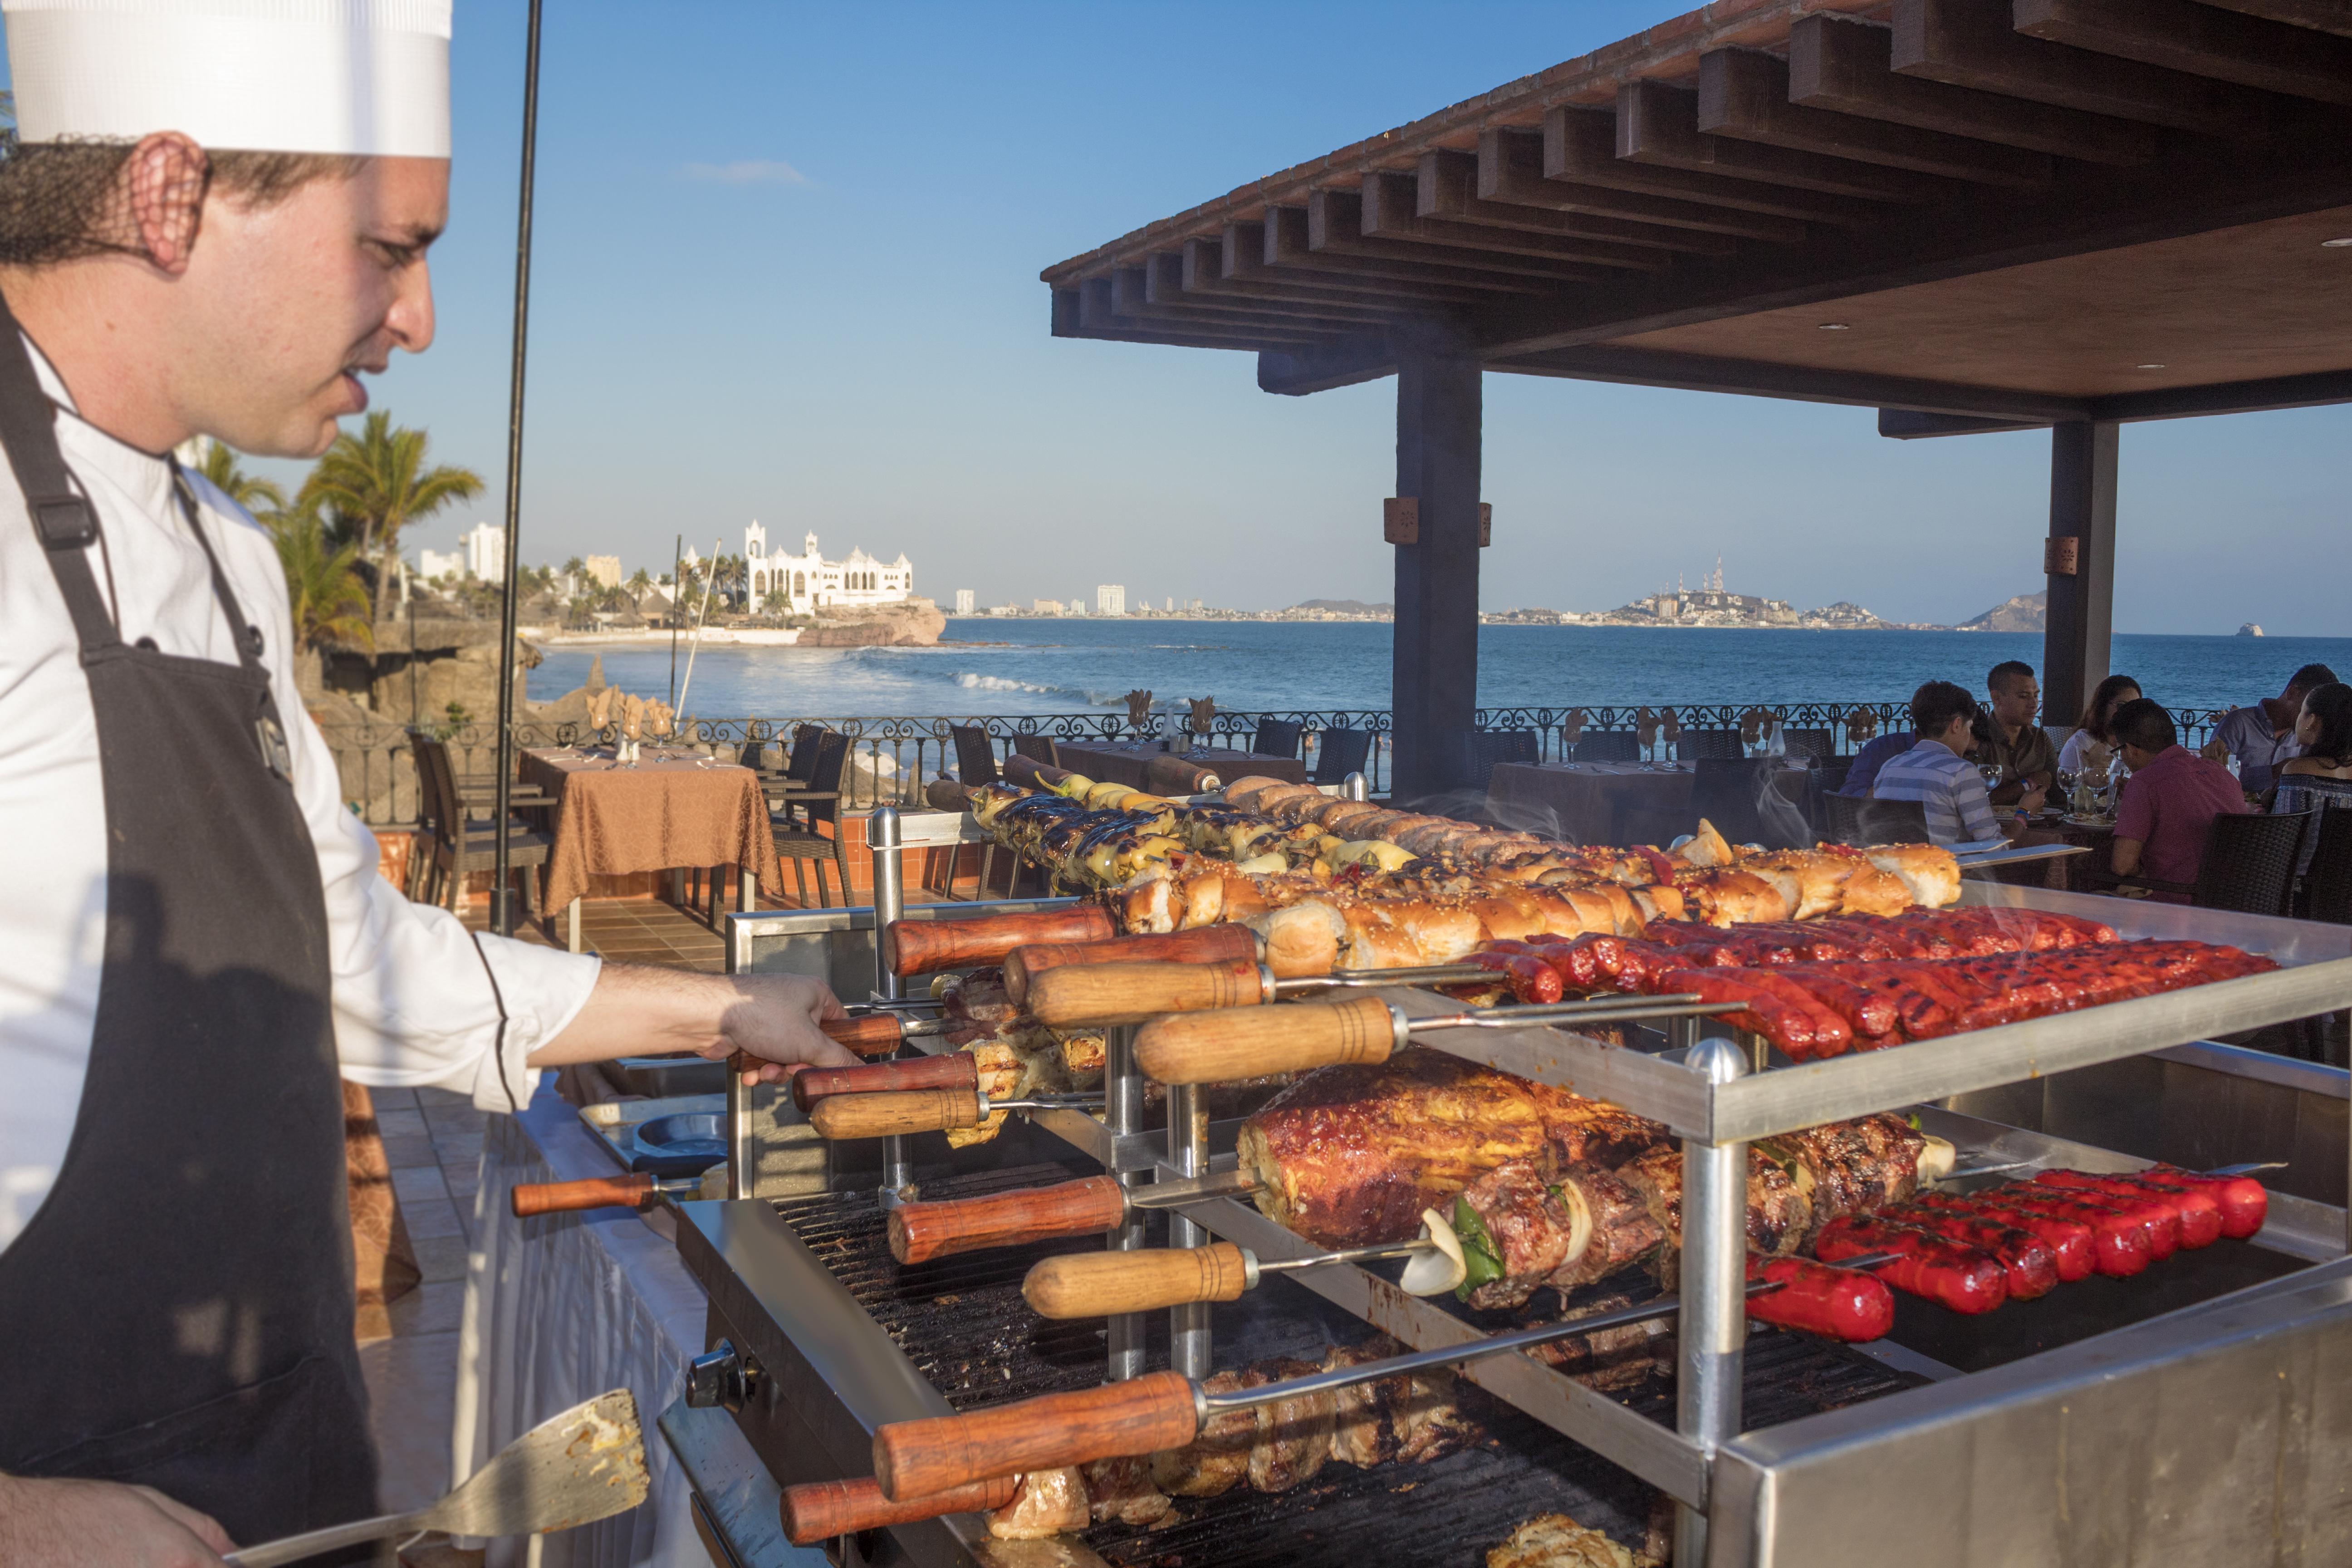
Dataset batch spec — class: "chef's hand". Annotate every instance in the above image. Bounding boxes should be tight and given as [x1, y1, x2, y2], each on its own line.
[530, 965, 859, 1078]
[706, 973, 859, 1086]
[0, 1475, 232, 1567]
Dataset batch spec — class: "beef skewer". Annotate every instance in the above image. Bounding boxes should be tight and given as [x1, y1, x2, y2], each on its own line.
[1019, 1209, 1469, 1319]
[1132, 992, 1737, 1084]
[866, 1254, 1900, 1501]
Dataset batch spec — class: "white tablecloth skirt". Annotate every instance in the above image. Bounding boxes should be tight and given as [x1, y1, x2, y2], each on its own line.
[456, 1081, 712, 1568]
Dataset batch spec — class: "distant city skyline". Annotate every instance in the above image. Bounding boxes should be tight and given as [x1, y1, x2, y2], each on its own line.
[11, 2, 2339, 637]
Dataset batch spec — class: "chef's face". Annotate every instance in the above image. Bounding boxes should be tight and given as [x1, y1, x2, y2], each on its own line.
[182, 156, 446, 457]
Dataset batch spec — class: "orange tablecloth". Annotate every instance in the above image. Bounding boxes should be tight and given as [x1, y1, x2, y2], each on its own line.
[1487, 760, 1809, 848]
[522, 745, 779, 910]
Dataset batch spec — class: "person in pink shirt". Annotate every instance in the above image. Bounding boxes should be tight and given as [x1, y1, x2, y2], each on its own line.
[2110, 699, 2250, 902]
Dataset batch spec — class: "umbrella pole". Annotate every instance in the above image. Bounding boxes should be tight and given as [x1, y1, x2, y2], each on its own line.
[489, 0, 544, 940]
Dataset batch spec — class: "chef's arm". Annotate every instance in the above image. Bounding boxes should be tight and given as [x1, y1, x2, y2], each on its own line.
[526, 963, 862, 1081]
[0, 1473, 233, 1567]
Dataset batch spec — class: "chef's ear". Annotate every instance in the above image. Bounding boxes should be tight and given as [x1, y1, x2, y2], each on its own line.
[122, 132, 211, 276]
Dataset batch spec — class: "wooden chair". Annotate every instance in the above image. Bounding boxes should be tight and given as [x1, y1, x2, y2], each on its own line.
[773, 731, 854, 908]
[1251, 718, 1305, 760]
[408, 732, 551, 915]
[763, 723, 828, 822]
[1680, 728, 1746, 761]
[1467, 728, 1540, 791]
[2083, 810, 2315, 916]
[1311, 727, 1374, 787]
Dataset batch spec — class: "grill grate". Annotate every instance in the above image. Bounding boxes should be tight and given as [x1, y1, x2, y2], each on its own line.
[771, 1168, 1920, 1566]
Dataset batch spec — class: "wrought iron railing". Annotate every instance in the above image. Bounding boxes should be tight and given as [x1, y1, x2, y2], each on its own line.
[316, 702, 2227, 828]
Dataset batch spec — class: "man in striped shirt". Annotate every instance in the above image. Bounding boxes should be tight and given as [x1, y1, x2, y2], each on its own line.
[1873, 681, 2042, 845]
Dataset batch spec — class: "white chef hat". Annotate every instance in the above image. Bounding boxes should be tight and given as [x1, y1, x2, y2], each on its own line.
[3, 0, 451, 158]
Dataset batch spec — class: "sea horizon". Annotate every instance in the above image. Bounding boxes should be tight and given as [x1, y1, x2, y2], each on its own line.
[527, 619, 2352, 727]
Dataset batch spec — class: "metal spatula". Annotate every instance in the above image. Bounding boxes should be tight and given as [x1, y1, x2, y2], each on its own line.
[223, 1389, 647, 1567]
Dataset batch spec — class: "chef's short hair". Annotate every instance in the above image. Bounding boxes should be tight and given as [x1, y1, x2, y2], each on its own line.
[2111, 698, 2177, 755]
[0, 140, 365, 267]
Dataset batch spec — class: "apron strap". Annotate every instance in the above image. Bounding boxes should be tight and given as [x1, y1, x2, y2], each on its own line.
[171, 465, 274, 678]
[0, 291, 116, 652]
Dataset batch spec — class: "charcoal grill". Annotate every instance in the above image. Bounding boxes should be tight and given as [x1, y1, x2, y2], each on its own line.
[663, 807, 2352, 1568]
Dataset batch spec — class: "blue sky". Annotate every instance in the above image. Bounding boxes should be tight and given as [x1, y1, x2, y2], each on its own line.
[7, 2, 2344, 632]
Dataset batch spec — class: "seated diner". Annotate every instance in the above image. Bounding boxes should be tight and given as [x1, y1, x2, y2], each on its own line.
[1872, 681, 2042, 846]
[2111, 698, 2250, 902]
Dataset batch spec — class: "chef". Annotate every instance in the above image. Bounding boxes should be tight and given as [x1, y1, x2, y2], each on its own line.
[0, 3, 855, 1563]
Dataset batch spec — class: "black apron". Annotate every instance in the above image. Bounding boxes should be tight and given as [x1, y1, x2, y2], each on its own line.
[0, 300, 377, 1544]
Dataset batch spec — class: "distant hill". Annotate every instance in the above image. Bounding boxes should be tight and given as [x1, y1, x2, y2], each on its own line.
[1957, 591, 2047, 633]
[1292, 598, 1393, 615]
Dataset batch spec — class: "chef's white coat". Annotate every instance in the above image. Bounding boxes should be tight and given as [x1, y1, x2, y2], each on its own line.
[0, 344, 601, 1251]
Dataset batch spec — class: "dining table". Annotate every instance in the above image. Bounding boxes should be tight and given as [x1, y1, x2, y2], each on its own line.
[1487, 757, 1812, 848]
[1053, 737, 1309, 793]
[520, 745, 782, 952]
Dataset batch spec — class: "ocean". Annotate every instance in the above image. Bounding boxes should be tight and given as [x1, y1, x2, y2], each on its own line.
[527, 620, 2352, 725]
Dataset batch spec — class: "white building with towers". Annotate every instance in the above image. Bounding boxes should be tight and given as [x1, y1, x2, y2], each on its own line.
[740, 523, 913, 614]
[1095, 584, 1126, 616]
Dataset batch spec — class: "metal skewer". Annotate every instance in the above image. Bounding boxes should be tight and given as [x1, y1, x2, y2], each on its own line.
[865, 1253, 1901, 1502]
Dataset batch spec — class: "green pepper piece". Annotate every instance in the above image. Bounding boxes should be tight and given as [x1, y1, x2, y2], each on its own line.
[1452, 1195, 1504, 1302]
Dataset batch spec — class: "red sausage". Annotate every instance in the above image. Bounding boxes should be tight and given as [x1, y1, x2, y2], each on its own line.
[1881, 1205, 2058, 1299]
[2026, 1173, 2190, 1254]
[1654, 968, 1828, 1061]
[1813, 1216, 2008, 1315]
[1982, 1186, 2158, 1273]
[1744, 1255, 1896, 1342]
[1910, 1190, 2093, 1283]
[1525, 938, 1600, 991]
[1465, 951, 1565, 1005]
[1770, 967, 1901, 1042]
[2146, 1166, 2269, 1240]
[2033, 1170, 2222, 1250]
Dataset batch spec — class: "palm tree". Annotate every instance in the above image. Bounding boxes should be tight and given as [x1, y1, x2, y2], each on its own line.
[299, 411, 484, 618]
[267, 504, 372, 652]
[197, 440, 287, 516]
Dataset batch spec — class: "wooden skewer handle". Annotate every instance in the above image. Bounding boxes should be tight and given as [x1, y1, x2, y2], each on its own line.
[873, 1371, 1200, 1502]
[819, 1014, 907, 1056]
[1027, 957, 1269, 1029]
[1132, 994, 1401, 1085]
[809, 1088, 984, 1140]
[1022, 1243, 1252, 1319]
[888, 906, 1117, 977]
[888, 1176, 1127, 1265]
[1002, 926, 1259, 1006]
[511, 1174, 656, 1217]
[779, 1475, 1020, 1546]
[794, 1053, 980, 1114]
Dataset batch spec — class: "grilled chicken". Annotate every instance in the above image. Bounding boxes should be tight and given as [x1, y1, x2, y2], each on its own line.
[1487, 1512, 1659, 1568]
[1245, 1357, 1333, 1493]
[985, 1467, 1090, 1539]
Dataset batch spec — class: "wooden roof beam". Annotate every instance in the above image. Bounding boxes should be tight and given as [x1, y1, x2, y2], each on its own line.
[1175, 241, 1435, 321]
[1889, 0, 2274, 142]
[1358, 172, 1673, 270]
[2014, 0, 2352, 107]
[1220, 222, 1503, 306]
[1074, 279, 1328, 348]
[2194, 0, 2352, 39]
[1789, 13, 2161, 164]
[1054, 286, 1323, 352]
[1294, 195, 1609, 287]
[1618, 78, 1951, 202]
[1259, 206, 1550, 294]
[1495, 342, 2092, 421]
[1416, 149, 1745, 254]
[1701, 47, 2057, 186]
[1137, 254, 1387, 328]
[1486, 124, 1841, 235]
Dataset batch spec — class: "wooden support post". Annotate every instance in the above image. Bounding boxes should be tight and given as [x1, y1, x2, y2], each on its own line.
[2043, 420, 2119, 732]
[1392, 336, 1483, 803]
